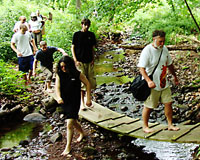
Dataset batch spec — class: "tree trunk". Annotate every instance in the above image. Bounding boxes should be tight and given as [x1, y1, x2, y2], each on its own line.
[184, 0, 200, 32]
[67, 0, 72, 8]
[76, 0, 81, 9]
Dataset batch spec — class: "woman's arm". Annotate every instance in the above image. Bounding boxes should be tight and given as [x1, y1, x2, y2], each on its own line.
[55, 74, 64, 104]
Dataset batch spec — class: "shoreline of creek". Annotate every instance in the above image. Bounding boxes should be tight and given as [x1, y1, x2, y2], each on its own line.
[0, 35, 200, 159]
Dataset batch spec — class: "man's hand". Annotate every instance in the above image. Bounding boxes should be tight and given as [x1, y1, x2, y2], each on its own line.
[86, 100, 92, 107]
[147, 80, 156, 88]
[17, 52, 22, 57]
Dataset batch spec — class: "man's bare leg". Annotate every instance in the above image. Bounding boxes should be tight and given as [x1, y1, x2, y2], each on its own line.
[80, 90, 86, 110]
[27, 70, 32, 84]
[46, 81, 53, 93]
[142, 106, 154, 133]
[164, 102, 180, 131]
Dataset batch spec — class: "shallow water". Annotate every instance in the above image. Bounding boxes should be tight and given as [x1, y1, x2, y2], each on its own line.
[94, 48, 133, 85]
[0, 122, 51, 148]
[132, 139, 198, 160]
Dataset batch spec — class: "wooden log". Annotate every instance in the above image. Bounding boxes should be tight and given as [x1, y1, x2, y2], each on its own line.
[119, 44, 198, 52]
[119, 44, 146, 50]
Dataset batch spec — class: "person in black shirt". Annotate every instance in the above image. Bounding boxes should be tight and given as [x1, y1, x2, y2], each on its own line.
[55, 56, 92, 156]
[71, 18, 96, 110]
[33, 41, 68, 92]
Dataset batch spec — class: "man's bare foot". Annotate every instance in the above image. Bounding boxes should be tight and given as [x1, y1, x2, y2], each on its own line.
[76, 133, 85, 143]
[61, 147, 71, 156]
[168, 125, 180, 131]
[143, 127, 154, 133]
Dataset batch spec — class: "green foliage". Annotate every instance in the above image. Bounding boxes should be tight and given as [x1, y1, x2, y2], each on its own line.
[0, 8, 19, 62]
[129, 1, 199, 44]
[0, 60, 28, 97]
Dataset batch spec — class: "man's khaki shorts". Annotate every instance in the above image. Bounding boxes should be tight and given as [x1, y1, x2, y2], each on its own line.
[40, 66, 53, 82]
[144, 87, 172, 109]
[77, 62, 96, 90]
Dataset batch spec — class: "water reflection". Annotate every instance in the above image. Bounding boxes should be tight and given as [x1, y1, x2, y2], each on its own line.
[95, 48, 133, 85]
[132, 139, 198, 160]
[0, 122, 51, 148]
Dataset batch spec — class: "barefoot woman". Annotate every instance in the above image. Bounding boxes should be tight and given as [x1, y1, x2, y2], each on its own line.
[55, 56, 92, 156]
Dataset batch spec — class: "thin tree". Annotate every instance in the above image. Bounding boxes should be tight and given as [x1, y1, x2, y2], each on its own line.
[184, 0, 200, 32]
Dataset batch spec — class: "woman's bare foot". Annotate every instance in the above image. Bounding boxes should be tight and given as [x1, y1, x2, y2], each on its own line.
[86, 104, 94, 108]
[61, 147, 71, 156]
[46, 88, 53, 93]
[81, 103, 87, 111]
[168, 125, 180, 131]
[143, 127, 154, 133]
[76, 133, 85, 143]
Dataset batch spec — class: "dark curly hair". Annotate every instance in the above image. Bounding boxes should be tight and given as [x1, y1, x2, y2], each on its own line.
[56, 56, 79, 77]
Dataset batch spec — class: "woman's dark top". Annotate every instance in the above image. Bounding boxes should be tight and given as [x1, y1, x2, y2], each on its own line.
[58, 71, 81, 119]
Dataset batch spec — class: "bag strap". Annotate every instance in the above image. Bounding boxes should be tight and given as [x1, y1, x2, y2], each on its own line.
[151, 49, 163, 76]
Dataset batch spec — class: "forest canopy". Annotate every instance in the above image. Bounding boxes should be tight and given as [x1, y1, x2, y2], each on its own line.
[0, 0, 199, 62]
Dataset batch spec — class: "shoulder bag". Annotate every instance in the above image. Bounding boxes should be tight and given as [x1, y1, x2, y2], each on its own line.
[129, 49, 163, 101]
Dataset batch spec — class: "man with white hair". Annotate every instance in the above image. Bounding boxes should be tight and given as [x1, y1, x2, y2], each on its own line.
[138, 30, 180, 133]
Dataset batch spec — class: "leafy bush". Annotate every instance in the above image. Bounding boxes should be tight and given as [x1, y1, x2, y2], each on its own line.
[0, 8, 20, 62]
[0, 60, 29, 98]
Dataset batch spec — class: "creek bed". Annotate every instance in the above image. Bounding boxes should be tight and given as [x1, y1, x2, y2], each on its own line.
[94, 48, 198, 159]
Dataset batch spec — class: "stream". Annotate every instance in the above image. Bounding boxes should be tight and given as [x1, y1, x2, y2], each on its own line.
[0, 45, 198, 159]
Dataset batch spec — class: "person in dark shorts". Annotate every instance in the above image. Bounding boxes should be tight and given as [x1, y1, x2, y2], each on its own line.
[11, 24, 38, 86]
[55, 56, 92, 156]
[33, 41, 68, 92]
[71, 18, 96, 110]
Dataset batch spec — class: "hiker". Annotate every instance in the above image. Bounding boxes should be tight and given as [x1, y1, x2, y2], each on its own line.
[55, 56, 92, 156]
[29, 12, 42, 46]
[36, 10, 47, 35]
[11, 24, 38, 86]
[33, 41, 68, 93]
[137, 30, 180, 133]
[13, 16, 30, 33]
[71, 18, 96, 110]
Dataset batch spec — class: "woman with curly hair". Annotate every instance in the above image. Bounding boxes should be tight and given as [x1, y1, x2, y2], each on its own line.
[55, 56, 92, 156]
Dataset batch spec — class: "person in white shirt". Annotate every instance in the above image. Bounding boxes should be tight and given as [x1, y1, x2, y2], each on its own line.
[36, 10, 47, 35]
[11, 24, 38, 86]
[29, 12, 42, 46]
[137, 30, 179, 133]
[13, 16, 29, 33]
